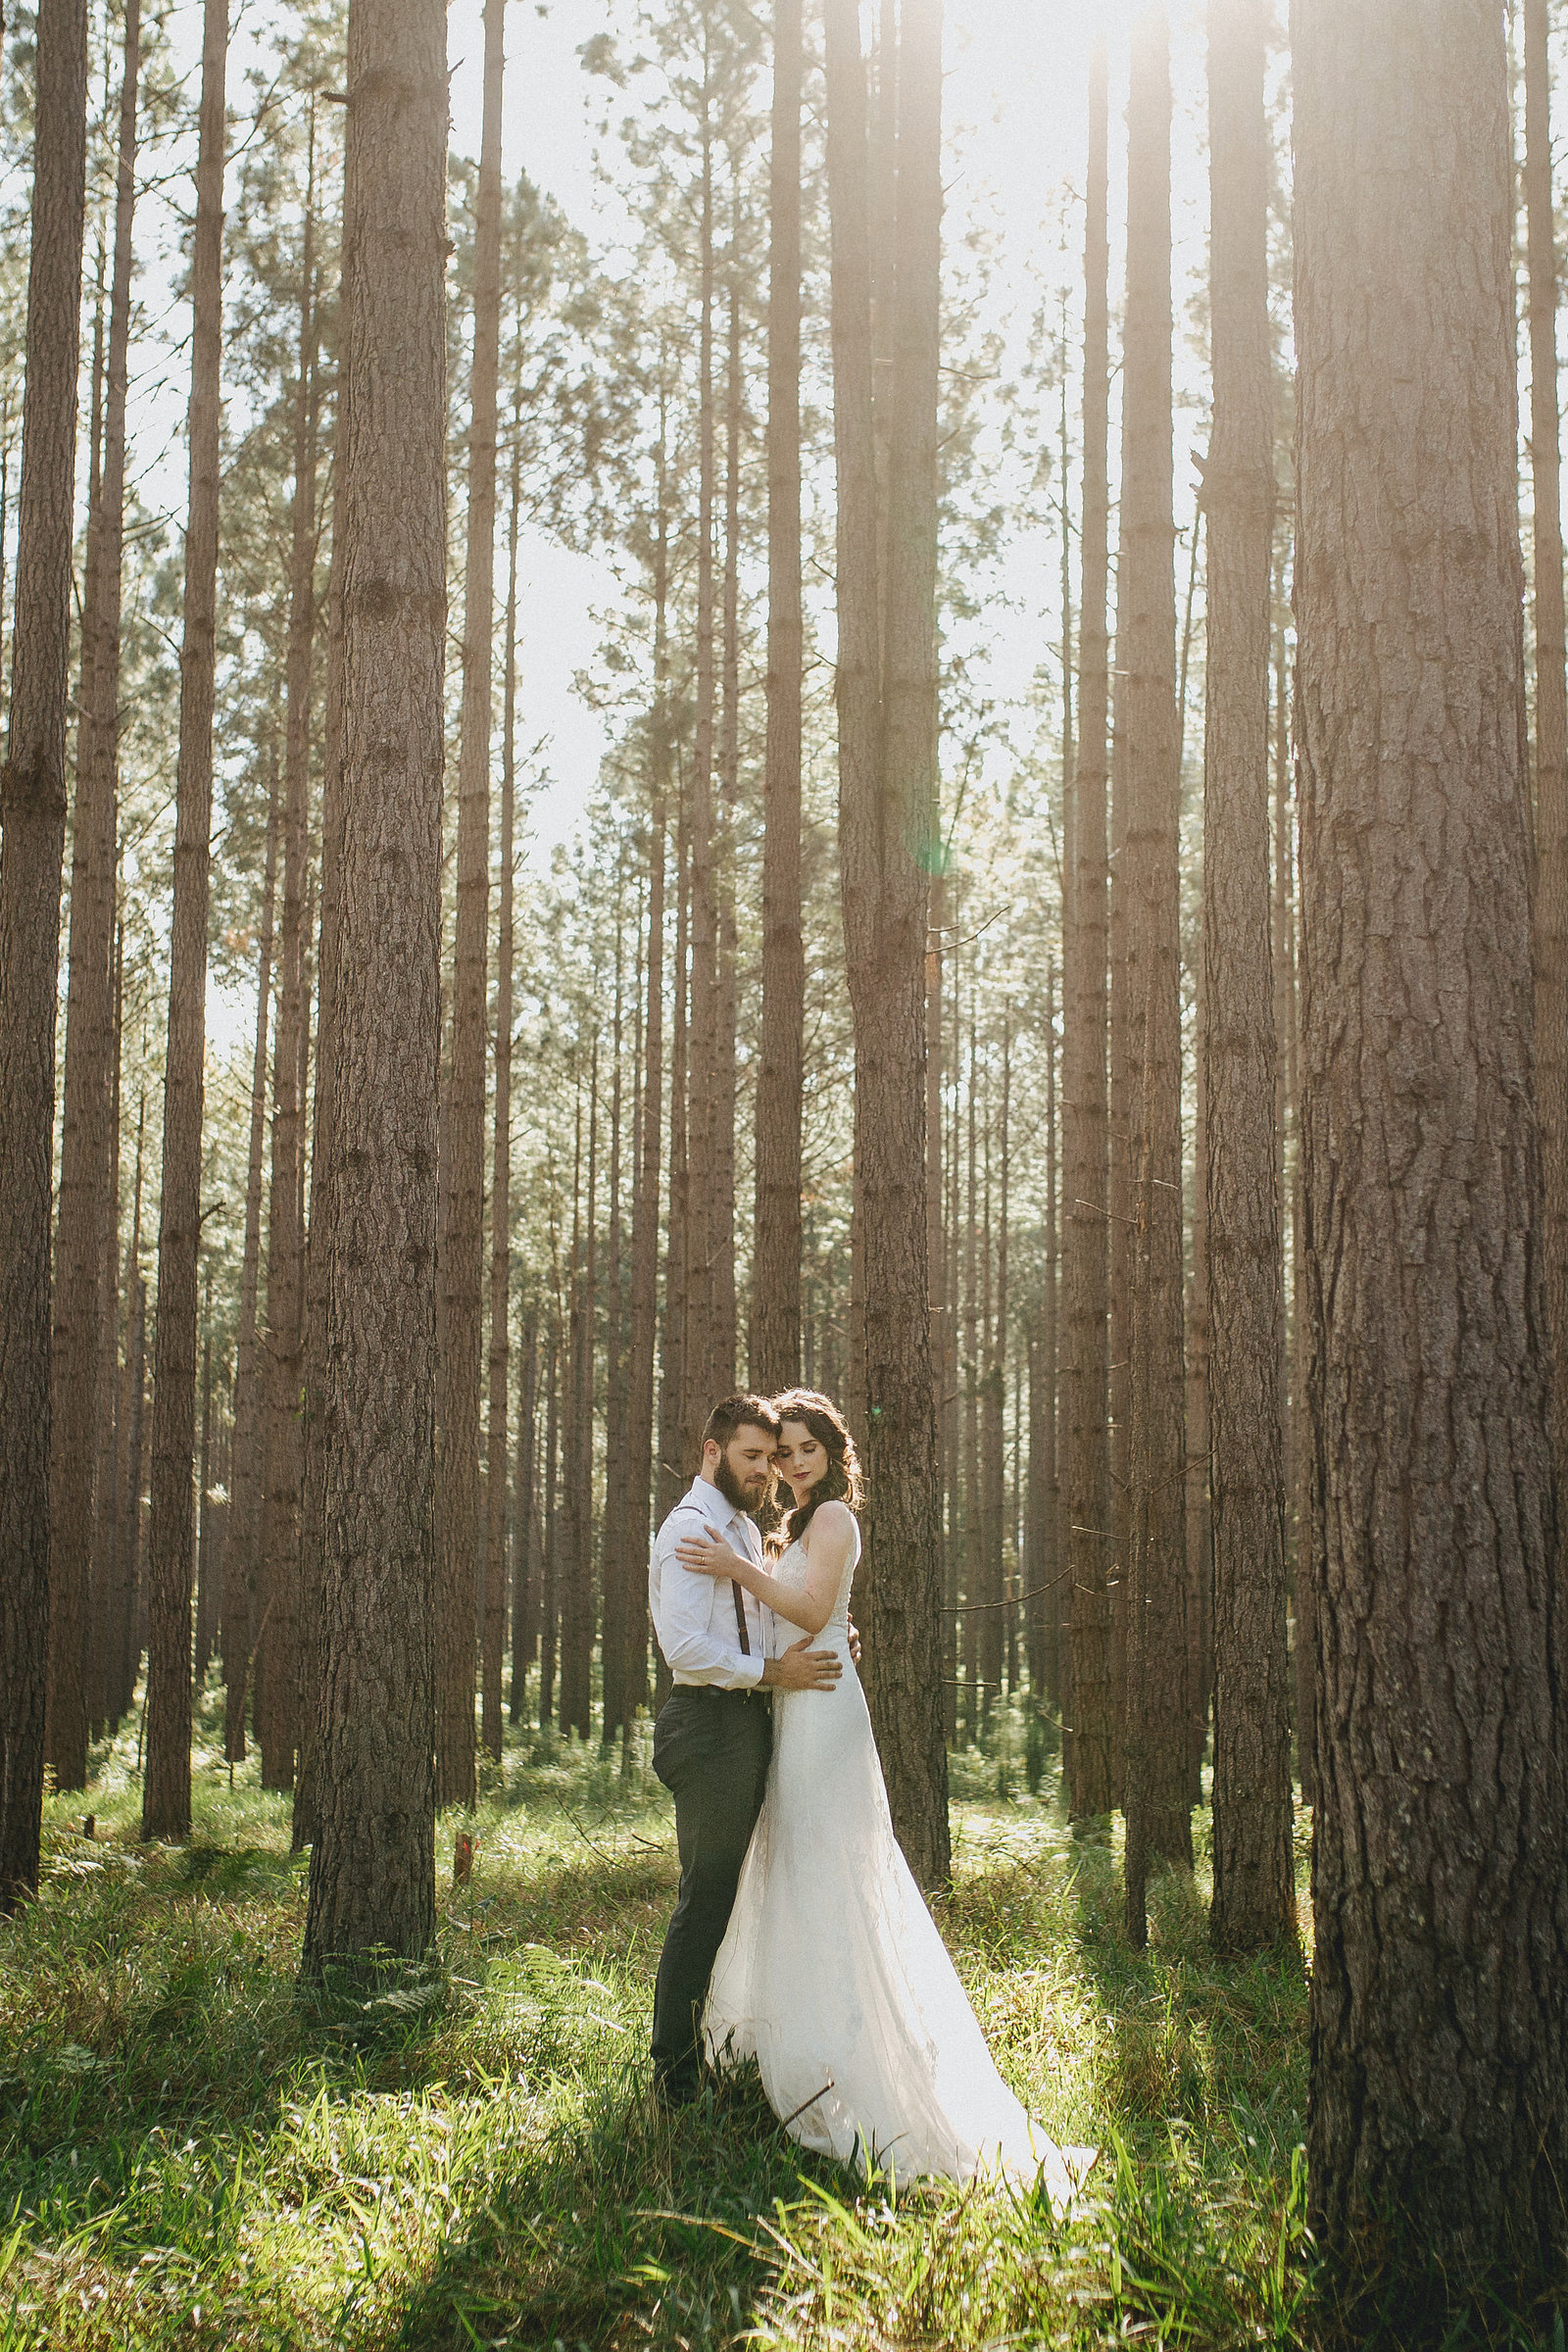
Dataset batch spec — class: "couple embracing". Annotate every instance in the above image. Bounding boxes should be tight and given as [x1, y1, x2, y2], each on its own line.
[647, 1387, 1093, 2201]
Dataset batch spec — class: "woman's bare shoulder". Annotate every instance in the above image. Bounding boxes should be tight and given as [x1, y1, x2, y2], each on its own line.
[808, 1498, 856, 1544]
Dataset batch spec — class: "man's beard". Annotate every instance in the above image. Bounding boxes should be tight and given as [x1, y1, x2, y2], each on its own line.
[715, 1453, 772, 1516]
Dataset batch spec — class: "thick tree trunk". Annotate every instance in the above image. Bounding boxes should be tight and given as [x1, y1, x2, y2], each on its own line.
[1295, 0, 1568, 2280]
[435, 0, 503, 1813]
[825, 0, 949, 1889]
[258, 164, 318, 1795]
[300, 0, 445, 1970]
[227, 761, 279, 1761]
[0, 0, 89, 1907]
[753, 0, 805, 1395]
[1204, 0, 1295, 1956]
[1065, 37, 1113, 1824]
[1120, 3, 1191, 1937]
[483, 425, 519, 1766]
[290, 418, 345, 1856]
[142, 0, 226, 1842]
[1525, 0, 1568, 1502]
[48, 0, 138, 1792]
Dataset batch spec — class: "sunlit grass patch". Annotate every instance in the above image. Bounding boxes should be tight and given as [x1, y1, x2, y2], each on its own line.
[0, 1709, 1353, 2348]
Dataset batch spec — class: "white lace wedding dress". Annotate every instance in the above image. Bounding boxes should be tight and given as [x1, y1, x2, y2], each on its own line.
[703, 1524, 1090, 2203]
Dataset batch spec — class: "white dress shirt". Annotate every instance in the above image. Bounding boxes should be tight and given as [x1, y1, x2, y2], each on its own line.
[649, 1476, 777, 1690]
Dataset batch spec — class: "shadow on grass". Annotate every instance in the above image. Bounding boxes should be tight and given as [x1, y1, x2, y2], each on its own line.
[379, 2061, 816, 2351]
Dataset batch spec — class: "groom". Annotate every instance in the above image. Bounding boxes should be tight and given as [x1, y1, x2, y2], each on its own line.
[648, 1392, 844, 2106]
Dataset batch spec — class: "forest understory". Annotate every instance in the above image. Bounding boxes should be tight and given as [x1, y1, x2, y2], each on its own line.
[5, 1690, 1551, 2352]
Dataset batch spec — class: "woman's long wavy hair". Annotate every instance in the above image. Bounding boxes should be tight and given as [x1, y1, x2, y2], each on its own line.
[771, 1389, 863, 1551]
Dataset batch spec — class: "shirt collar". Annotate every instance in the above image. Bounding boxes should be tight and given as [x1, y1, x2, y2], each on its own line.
[686, 1474, 760, 1554]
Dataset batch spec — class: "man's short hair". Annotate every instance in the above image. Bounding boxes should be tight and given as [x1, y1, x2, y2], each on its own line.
[702, 1392, 782, 1451]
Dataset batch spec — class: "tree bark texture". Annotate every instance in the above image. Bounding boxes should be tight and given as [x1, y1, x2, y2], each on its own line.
[142, 0, 226, 1843]
[1204, 0, 1295, 1955]
[258, 173, 318, 1795]
[0, 0, 89, 1908]
[753, 0, 805, 1395]
[1120, 3, 1190, 1921]
[226, 762, 278, 1761]
[825, 0, 949, 1890]
[1524, 0, 1568, 1504]
[301, 0, 445, 1970]
[436, 0, 504, 1812]
[1066, 37, 1113, 1824]
[48, 0, 139, 1792]
[1295, 0, 1568, 2278]
[483, 426, 519, 1765]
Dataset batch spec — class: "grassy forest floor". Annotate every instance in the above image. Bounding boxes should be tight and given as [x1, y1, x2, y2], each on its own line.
[0, 1689, 1552, 2350]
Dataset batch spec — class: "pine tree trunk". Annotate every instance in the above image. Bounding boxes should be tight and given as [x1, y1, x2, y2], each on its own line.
[624, 492, 666, 1723]
[225, 763, 278, 1761]
[110, 1094, 147, 1728]
[980, 1087, 1004, 1721]
[826, 0, 949, 1889]
[538, 1319, 560, 1732]
[87, 915, 124, 1741]
[1525, 0, 1568, 1503]
[259, 166, 318, 1795]
[1212, 0, 1298, 1956]
[483, 423, 518, 1766]
[48, 0, 138, 1793]
[1065, 36, 1114, 1825]
[1204, 0, 1295, 1955]
[142, 0, 227, 1842]
[435, 0, 504, 1813]
[1295, 0, 1568, 2277]
[961, 1026, 980, 1745]
[600, 920, 628, 1745]
[682, 75, 718, 1469]
[559, 1065, 596, 1739]
[300, 0, 445, 1969]
[0, 0, 89, 1906]
[753, 0, 805, 1394]
[711, 223, 741, 1398]
[660, 808, 690, 1525]
[508, 1311, 537, 1718]
[194, 1316, 215, 1682]
[1033, 961, 1058, 1704]
[1120, 2, 1191, 1933]
[290, 410, 347, 1853]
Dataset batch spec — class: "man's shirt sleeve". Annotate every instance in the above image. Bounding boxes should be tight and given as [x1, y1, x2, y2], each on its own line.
[651, 1509, 765, 1690]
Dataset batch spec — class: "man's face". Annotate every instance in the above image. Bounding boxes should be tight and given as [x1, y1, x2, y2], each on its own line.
[710, 1425, 777, 1515]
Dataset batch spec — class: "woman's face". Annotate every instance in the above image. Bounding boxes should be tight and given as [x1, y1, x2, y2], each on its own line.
[776, 1418, 829, 1496]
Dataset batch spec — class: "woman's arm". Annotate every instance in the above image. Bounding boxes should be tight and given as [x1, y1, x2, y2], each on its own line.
[673, 1502, 857, 1639]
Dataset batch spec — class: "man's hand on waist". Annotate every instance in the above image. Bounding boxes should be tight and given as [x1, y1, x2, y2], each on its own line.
[762, 1635, 844, 1692]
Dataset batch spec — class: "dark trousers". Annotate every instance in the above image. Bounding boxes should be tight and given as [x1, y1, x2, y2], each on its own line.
[650, 1684, 772, 2090]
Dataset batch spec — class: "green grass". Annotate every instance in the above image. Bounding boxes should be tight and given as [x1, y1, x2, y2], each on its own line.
[0, 1687, 1551, 2349]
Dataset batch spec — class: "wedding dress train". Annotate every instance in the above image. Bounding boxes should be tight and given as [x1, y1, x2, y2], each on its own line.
[703, 1526, 1091, 2206]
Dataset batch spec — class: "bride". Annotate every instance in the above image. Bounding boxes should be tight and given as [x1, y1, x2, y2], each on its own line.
[674, 1389, 1092, 2204]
